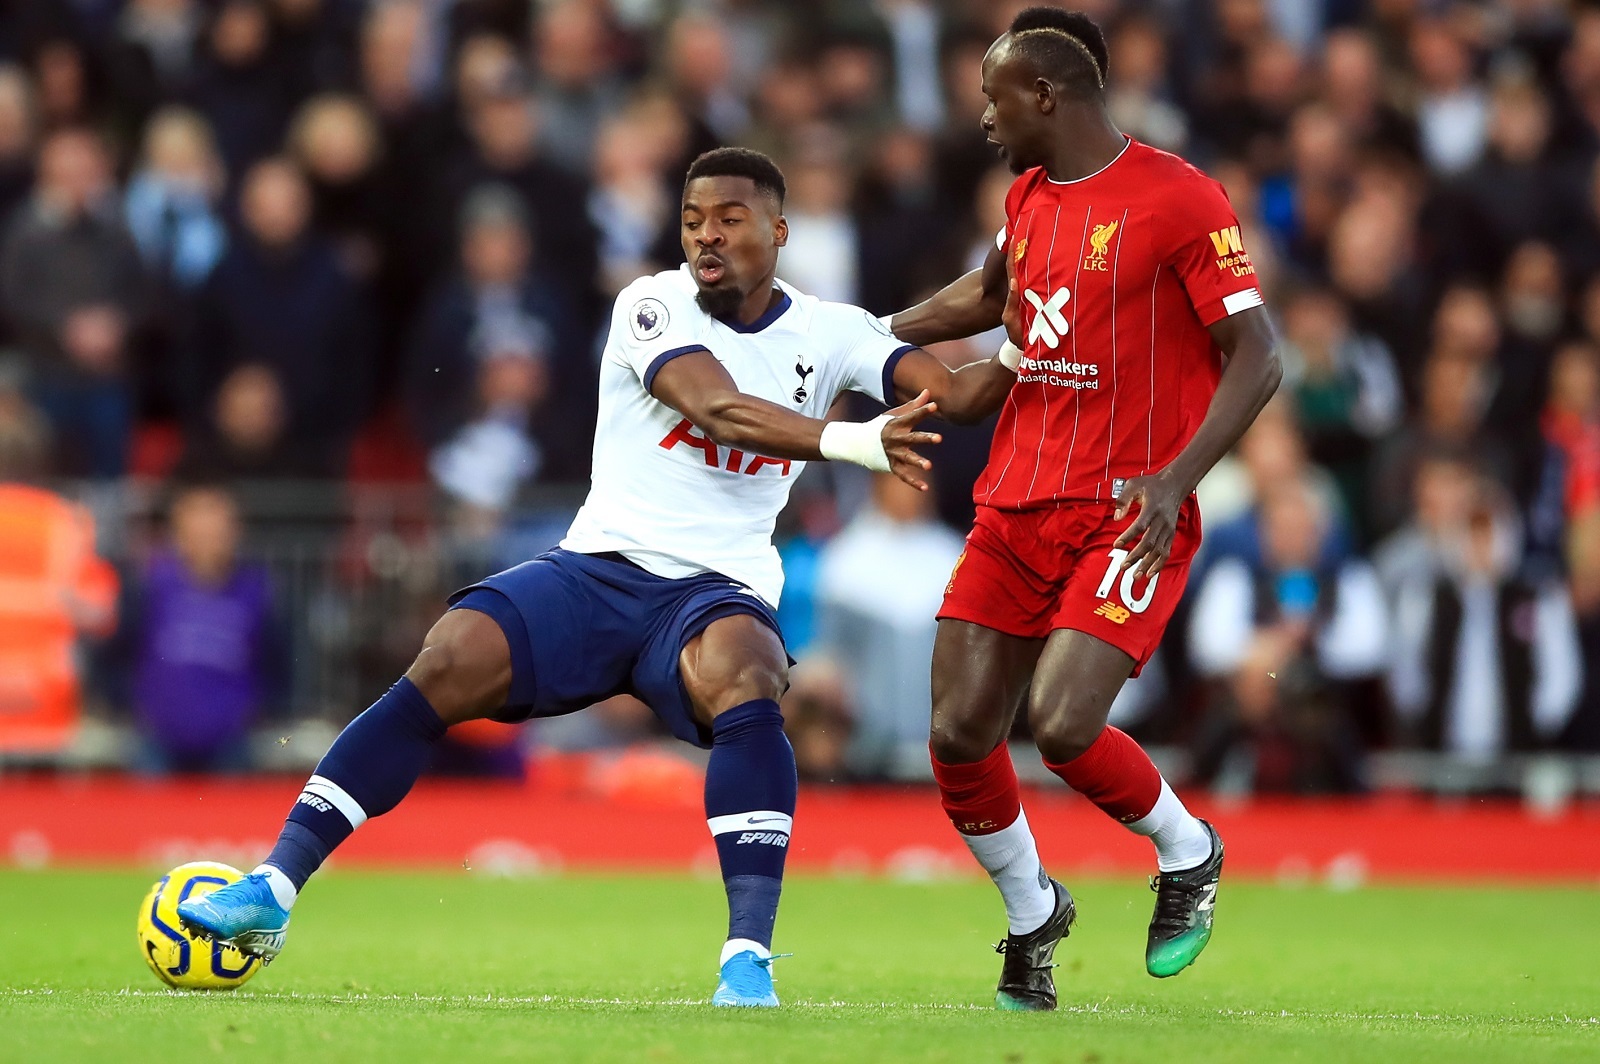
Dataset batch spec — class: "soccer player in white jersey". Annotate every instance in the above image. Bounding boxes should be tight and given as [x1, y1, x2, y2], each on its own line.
[177, 148, 1021, 1007]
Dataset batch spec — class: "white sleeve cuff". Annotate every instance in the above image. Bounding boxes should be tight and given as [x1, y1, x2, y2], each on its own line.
[1222, 288, 1264, 316]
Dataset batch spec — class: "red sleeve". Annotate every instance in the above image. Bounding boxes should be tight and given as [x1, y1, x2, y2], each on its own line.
[1162, 175, 1263, 327]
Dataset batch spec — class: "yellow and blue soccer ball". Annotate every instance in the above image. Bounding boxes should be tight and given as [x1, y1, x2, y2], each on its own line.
[136, 861, 263, 990]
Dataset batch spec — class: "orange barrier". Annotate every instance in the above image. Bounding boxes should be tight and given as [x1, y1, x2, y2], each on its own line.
[0, 485, 118, 754]
[3, 772, 1599, 883]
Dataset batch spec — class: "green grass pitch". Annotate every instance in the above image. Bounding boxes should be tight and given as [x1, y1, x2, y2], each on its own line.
[2, 869, 1596, 1063]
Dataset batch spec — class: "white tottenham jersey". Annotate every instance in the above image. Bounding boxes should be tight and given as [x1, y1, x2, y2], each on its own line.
[560, 265, 914, 605]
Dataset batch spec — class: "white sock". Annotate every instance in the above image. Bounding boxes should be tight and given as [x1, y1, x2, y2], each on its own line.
[254, 864, 299, 910]
[720, 938, 772, 966]
[959, 807, 1056, 935]
[1126, 780, 1212, 872]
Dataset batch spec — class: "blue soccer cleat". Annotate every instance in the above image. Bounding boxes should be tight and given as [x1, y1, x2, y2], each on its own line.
[712, 950, 780, 1008]
[175, 872, 290, 961]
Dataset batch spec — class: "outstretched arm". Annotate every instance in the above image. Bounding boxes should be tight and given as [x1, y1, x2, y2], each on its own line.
[879, 237, 1028, 424]
[883, 239, 1009, 347]
[1113, 306, 1284, 578]
[651, 350, 943, 490]
[886, 347, 1016, 426]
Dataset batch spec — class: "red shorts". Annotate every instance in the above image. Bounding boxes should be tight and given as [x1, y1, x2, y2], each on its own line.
[937, 499, 1202, 675]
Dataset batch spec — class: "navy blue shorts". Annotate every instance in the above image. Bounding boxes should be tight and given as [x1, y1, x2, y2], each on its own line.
[446, 549, 786, 748]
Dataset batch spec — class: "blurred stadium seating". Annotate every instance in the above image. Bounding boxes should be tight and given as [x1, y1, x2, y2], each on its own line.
[1, 0, 1599, 815]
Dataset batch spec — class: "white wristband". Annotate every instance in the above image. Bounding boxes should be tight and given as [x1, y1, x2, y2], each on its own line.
[819, 414, 893, 472]
[997, 340, 1023, 371]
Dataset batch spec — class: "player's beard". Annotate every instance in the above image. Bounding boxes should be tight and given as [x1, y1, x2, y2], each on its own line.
[1001, 143, 1036, 176]
[695, 282, 745, 320]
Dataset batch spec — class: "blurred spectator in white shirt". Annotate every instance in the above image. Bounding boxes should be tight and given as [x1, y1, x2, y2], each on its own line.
[1189, 474, 1388, 793]
[1386, 480, 1583, 757]
[1410, 18, 1488, 176]
[777, 130, 859, 305]
[813, 472, 964, 772]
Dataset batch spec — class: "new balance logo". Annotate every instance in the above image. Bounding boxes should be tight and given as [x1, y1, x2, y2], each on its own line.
[1196, 883, 1218, 912]
[1094, 601, 1132, 625]
[735, 831, 790, 847]
[295, 792, 333, 814]
[1023, 286, 1071, 349]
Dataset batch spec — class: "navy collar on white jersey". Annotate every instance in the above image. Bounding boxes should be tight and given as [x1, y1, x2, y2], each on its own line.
[717, 290, 792, 333]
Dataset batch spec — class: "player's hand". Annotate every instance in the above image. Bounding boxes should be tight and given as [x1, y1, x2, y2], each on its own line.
[1112, 470, 1186, 579]
[882, 388, 943, 491]
[1001, 244, 1025, 349]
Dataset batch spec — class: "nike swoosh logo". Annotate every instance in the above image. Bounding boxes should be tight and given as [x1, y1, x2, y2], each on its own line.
[747, 817, 787, 825]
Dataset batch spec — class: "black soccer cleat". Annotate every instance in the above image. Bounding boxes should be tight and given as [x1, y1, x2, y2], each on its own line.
[1145, 819, 1224, 978]
[993, 877, 1076, 1011]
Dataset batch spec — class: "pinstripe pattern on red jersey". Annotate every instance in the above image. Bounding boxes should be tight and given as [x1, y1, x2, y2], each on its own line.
[978, 207, 1036, 500]
[1098, 208, 1130, 500]
[1042, 205, 1093, 502]
[1022, 204, 1066, 500]
[1147, 268, 1158, 472]
[973, 139, 1239, 510]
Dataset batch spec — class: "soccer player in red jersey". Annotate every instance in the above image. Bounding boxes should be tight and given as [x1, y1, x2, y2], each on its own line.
[884, 9, 1283, 1009]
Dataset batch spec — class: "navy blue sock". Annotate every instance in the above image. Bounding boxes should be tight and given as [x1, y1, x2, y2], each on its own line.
[265, 678, 447, 889]
[704, 698, 798, 952]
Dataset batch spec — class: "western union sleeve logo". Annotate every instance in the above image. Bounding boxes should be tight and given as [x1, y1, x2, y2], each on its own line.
[1208, 225, 1254, 277]
[1208, 226, 1244, 255]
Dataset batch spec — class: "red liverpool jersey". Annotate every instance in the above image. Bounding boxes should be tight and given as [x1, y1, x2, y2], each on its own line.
[976, 137, 1263, 509]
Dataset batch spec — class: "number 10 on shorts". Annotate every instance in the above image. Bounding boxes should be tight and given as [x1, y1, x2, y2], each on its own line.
[1094, 549, 1159, 614]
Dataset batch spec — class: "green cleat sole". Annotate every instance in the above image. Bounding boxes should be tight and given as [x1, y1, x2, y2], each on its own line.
[994, 991, 1053, 1011]
[1146, 926, 1212, 978]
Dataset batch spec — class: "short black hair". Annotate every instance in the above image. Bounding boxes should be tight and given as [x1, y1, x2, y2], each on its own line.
[1007, 7, 1108, 97]
[684, 147, 786, 207]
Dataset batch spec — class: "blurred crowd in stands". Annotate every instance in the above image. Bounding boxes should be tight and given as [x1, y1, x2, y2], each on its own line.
[2, 0, 1600, 798]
